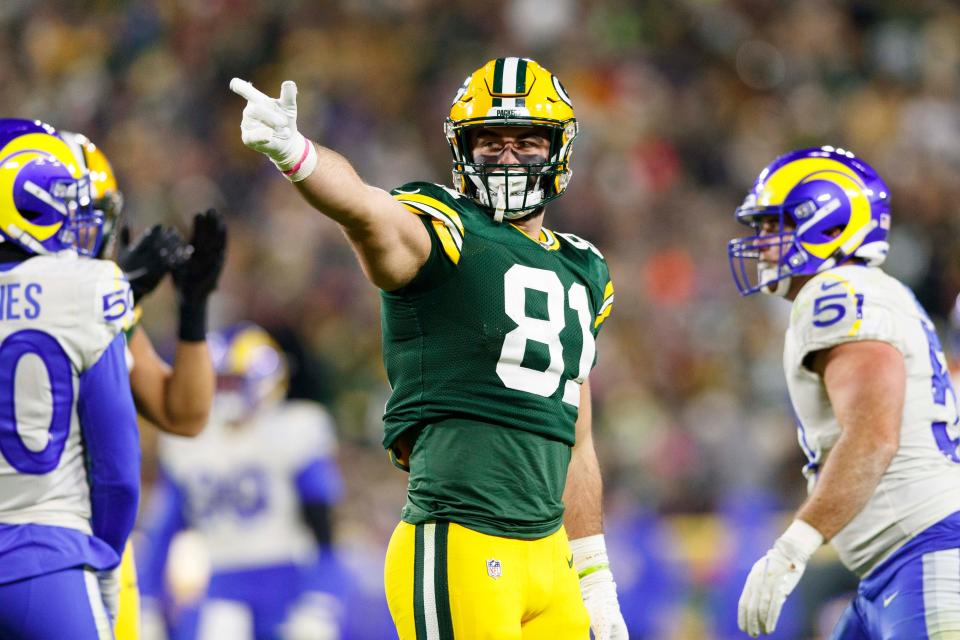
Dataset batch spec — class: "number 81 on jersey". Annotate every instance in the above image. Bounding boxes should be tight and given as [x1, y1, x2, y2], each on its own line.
[496, 265, 595, 408]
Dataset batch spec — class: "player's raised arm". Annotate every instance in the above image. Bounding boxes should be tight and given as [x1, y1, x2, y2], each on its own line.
[229, 78, 430, 291]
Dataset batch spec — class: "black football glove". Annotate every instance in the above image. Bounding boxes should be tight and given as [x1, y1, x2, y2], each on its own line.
[172, 209, 227, 341]
[172, 209, 227, 304]
[118, 224, 187, 304]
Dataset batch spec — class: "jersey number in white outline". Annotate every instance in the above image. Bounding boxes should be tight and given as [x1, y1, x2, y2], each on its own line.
[495, 264, 595, 407]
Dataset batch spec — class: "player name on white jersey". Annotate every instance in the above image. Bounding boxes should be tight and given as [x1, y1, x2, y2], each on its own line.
[0, 255, 132, 533]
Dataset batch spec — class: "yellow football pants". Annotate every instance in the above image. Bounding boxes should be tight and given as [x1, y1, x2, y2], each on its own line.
[115, 541, 140, 640]
[384, 521, 590, 639]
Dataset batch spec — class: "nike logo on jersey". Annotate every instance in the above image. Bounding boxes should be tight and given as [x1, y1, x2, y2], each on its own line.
[567, 555, 574, 569]
[820, 280, 844, 291]
[883, 590, 899, 607]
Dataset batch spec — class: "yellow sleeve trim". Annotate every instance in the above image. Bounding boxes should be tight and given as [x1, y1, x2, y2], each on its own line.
[394, 193, 464, 235]
[431, 219, 461, 264]
[396, 195, 464, 265]
[594, 280, 614, 328]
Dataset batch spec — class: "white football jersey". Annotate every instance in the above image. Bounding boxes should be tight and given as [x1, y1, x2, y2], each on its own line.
[785, 264, 960, 576]
[158, 400, 337, 571]
[0, 254, 133, 533]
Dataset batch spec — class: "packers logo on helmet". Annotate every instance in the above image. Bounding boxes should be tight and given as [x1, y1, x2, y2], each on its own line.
[60, 131, 124, 259]
[445, 57, 578, 221]
[0, 119, 103, 257]
[728, 146, 891, 296]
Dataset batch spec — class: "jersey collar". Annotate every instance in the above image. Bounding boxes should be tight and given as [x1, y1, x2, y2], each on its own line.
[509, 223, 560, 251]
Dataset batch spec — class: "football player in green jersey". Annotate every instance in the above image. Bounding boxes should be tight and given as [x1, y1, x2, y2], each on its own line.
[231, 57, 627, 639]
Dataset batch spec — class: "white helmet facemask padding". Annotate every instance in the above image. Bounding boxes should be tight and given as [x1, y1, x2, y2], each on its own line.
[465, 167, 545, 222]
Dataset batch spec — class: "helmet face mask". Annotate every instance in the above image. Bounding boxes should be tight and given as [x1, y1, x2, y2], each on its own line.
[446, 57, 577, 221]
[729, 212, 799, 296]
[51, 173, 103, 256]
[458, 124, 563, 219]
[59, 131, 124, 260]
[728, 146, 891, 296]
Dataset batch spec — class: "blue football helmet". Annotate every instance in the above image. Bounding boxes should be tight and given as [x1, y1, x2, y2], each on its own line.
[728, 146, 891, 296]
[209, 323, 288, 422]
[0, 119, 103, 256]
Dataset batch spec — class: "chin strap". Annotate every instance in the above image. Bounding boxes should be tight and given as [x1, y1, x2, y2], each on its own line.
[492, 185, 506, 223]
[767, 276, 792, 297]
[758, 265, 791, 297]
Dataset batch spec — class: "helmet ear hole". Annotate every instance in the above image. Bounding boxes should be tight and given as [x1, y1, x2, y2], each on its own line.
[823, 225, 844, 239]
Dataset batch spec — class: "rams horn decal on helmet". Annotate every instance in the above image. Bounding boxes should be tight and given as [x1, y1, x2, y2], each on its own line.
[728, 146, 890, 296]
[0, 119, 102, 256]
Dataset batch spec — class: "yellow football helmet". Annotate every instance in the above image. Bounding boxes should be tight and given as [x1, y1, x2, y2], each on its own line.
[446, 57, 578, 220]
[59, 131, 124, 259]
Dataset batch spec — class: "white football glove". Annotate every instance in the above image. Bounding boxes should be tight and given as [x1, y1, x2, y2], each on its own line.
[229, 77, 317, 182]
[738, 519, 823, 637]
[570, 534, 629, 639]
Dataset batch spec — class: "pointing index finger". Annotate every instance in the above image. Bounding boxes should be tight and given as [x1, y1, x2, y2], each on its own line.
[229, 77, 271, 103]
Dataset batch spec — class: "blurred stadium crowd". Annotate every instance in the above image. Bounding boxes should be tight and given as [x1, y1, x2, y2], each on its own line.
[2, 1, 959, 638]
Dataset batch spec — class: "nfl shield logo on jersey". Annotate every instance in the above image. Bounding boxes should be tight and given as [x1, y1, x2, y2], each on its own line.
[486, 558, 502, 579]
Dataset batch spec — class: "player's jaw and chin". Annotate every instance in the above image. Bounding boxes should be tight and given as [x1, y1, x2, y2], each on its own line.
[753, 231, 796, 298]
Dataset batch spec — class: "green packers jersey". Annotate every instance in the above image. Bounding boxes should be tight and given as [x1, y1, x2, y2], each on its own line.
[381, 182, 614, 538]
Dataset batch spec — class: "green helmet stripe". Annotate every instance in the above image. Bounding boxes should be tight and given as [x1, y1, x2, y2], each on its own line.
[516, 57, 527, 107]
[492, 58, 505, 107]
